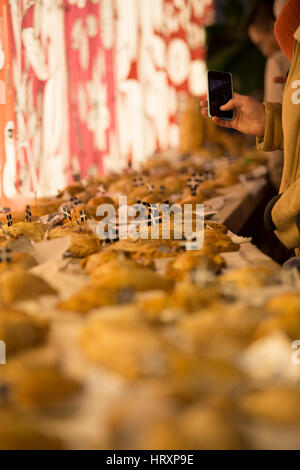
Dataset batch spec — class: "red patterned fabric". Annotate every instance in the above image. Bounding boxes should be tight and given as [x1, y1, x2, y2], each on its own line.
[0, 0, 17, 202]
[275, 0, 300, 61]
[1, 0, 214, 198]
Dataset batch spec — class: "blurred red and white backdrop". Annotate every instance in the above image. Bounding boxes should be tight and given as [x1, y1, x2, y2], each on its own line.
[0, 0, 214, 198]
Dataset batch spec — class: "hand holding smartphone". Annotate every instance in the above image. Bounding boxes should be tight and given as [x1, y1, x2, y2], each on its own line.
[207, 71, 234, 121]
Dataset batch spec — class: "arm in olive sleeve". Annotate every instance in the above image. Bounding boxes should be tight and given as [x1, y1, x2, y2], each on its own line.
[256, 102, 284, 152]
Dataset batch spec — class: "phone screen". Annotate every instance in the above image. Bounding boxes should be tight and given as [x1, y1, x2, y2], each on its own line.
[208, 71, 234, 120]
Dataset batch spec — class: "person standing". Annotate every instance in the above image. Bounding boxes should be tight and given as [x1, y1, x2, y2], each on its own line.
[200, 0, 300, 262]
[247, 0, 290, 189]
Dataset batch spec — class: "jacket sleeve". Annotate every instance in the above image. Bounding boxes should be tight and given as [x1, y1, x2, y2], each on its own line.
[264, 177, 300, 250]
[256, 102, 284, 152]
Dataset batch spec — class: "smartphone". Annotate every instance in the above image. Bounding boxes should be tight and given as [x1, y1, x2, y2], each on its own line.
[207, 71, 234, 121]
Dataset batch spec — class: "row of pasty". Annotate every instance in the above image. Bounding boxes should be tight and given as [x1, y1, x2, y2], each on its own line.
[1, 150, 299, 450]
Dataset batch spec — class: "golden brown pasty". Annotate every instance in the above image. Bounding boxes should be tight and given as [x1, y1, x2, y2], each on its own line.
[0, 211, 26, 226]
[203, 228, 240, 253]
[140, 193, 167, 205]
[87, 196, 115, 208]
[163, 175, 189, 195]
[171, 279, 221, 312]
[107, 238, 179, 254]
[178, 305, 263, 354]
[0, 308, 49, 354]
[64, 233, 101, 258]
[0, 270, 57, 303]
[59, 258, 172, 313]
[106, 388, 244, 449]
[48, 227, 101, 258]
[265, 292, 300, 316]
[167, 249, 225, 280]
[205, 221, 228, 234]
[0, 252, 37, 273]
[47, 225, 83, 238]
[30, 200, 62, 218]
[80, 315, 194, 380]
[83, 250, 131, 273]
[0, 409, 63, 450]
[253, 293, 300, 340]
[0, 363, 81, 407]
[89, 259, 173, 292]
[238, 387, 300, 424]
[57, 182, 85, 197]
[106, 398, 189, 450]
[4, 222, 47, 243]
[178, 403, 245, 450]
[72, 191, 91, 203]
[214, 167, 239, 187]
[57, 284, 117, 313]
[137, 291, 172, 322]
[80, 317, 164, 379]
[86, 196, 116, 219]
[107, 176, 133, 194]
[219, 264, 279, 288]
[129, 186, 153, 201]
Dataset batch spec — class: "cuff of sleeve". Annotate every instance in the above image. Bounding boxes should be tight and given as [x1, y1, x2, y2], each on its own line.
[256, 102, 283, 152]
[264, 194, 283, 231]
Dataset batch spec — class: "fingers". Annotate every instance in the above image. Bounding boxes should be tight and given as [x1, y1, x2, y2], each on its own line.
[220, 99, 235, 111]
[220, 92, 247, 111]
[200, 100, 208, 118]
[273, 76, 287, 84]
[212, 117, 233, 129]
[200, 98, 208, 117]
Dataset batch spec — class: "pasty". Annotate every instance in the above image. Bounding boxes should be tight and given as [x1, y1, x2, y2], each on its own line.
[4, 222, 47, 243]
[0, 409, 63, 450]
[0, 271, 57, 303]
[0, 308, 49, 354]
[238, 387, 300, 424]
[0, 363, 81, 407]
[0, 252, 37, 273]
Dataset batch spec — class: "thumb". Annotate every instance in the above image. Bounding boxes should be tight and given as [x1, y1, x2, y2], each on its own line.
[220, 98, 235, 111]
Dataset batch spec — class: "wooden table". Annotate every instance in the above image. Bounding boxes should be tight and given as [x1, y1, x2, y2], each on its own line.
[222, 240, 279, 272]
[212, 178, 269, 234]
